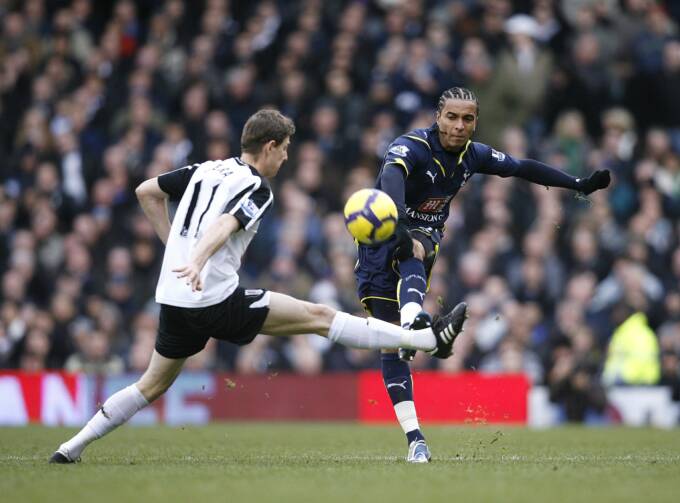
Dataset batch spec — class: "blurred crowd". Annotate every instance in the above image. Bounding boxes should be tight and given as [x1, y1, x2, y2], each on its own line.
[1, 0, 680, 419]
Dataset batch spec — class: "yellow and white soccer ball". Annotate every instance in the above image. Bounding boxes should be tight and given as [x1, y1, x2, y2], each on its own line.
[343, 188, 398, 245]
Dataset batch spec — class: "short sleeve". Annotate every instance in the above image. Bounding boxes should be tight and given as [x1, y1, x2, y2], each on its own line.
[224, 179, 273, 230]
[157, 164, 199, 201]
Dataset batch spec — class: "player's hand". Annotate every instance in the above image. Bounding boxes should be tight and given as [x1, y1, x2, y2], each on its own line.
[393, 221, 414, 261]
[576, 169, 611, 195]
[172, 263, 203, 291]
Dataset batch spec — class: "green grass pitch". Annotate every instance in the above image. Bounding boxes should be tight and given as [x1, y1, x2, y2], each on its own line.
[1, 424, 679, 502]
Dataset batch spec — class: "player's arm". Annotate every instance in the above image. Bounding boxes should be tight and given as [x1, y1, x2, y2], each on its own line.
[379, 138, 424, 260]
[475, 144, 610, 194]
[514, 159, 610, 194]
[173, 214, 240, 292]
[135, 178, 172, 245]
[381, 165, 408, 223]
[380, 167, 423, 260]
[137, 164, 199, 244]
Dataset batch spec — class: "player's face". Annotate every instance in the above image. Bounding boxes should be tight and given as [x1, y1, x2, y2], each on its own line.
[436, 99, 477, 151]
[264, 137, 290, 177]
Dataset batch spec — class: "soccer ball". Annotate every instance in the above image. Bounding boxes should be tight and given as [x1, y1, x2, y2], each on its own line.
[343, 188, 398, 245]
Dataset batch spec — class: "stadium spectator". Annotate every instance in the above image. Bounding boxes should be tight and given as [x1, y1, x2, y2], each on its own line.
[65, 328, 125, 375]
[547, 329, 608, 422]
[602, 310, 661, 385]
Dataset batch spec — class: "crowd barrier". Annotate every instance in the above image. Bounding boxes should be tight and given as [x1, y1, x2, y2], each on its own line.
[0, 371, 677, 427]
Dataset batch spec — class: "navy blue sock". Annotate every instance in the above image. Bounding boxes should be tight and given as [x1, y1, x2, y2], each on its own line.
[381, 353, 425, 444]
[406, 429, 424, 444]
[398, 258, 427, 307]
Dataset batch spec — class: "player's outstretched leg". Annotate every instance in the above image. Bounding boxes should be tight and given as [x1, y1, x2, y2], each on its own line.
[259, 291, 466, 360]
[259, 292, 438, 351]
[49, 351, 185, 463]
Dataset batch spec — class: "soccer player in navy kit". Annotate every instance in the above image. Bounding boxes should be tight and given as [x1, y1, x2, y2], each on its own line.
[355, 87, 611, 462]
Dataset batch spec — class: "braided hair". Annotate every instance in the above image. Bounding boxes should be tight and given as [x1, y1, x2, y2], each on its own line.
[437, 87, 479, 115]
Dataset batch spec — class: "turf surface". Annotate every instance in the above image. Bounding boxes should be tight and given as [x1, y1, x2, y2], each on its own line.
[1, 424, 679, 502]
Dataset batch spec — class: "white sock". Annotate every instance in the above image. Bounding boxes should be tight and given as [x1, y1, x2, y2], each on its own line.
[59, 384, 148, 459]
[394, 401, 421, 435]
[327, 312, 436, 351]
[400, 302, 422, 328]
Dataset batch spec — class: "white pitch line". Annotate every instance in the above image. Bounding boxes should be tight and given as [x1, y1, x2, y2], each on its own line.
[2, 454, 679, 464]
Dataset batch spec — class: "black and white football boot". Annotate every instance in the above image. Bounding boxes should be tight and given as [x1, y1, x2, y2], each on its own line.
[429, 302, 468, 359]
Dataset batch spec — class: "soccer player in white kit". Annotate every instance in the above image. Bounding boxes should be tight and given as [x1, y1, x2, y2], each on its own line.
[50, 110, 467, 464]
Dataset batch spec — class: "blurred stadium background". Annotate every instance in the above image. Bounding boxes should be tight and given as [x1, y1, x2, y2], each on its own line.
[1, 0, 680, 429]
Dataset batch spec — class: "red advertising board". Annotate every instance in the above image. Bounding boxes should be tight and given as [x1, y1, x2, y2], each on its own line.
[0, 371, 88, 425]
[209, 373, 358, 421]
[0, 371, 529, 425]
[358, 371, 530, 424]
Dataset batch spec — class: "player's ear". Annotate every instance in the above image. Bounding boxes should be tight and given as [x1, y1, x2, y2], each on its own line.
[263, 139, 276, 154]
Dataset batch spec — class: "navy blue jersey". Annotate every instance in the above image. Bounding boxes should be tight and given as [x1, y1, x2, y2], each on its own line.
[376, 123, 570, 229]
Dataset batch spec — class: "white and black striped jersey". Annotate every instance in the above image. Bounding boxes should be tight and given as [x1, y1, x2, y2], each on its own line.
[155, 157, 273, 308]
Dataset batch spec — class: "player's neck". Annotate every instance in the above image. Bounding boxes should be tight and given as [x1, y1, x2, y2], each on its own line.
[240, 152, 266, 176]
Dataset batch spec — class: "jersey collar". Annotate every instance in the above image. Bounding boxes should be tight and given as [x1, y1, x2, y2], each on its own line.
[428, 124, 472, 169]
[236, 156, 263, 179]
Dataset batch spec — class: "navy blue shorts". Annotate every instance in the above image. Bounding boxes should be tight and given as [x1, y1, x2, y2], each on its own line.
[355, 228, 441, 321]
